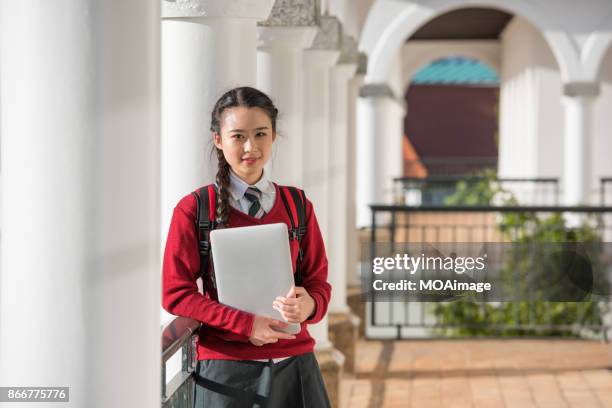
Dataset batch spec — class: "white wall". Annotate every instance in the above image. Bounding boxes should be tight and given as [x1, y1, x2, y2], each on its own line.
[498, 17, 563, 180]
[499, 16, 612, 201]
[593, 45, 612, 196]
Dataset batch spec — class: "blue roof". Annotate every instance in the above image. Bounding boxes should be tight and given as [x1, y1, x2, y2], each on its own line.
[412, 57, 499, 85]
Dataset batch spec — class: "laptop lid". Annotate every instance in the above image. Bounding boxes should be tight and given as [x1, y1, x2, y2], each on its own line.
[210, 223, 301, 335]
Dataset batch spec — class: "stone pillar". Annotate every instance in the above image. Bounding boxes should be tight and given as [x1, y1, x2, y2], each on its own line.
[327, 35, 360, 374]
[161, 0, 275, 259]
[347, 59, 367, 338]
[356, 83, 404, 227]
[303, 15, 344, 408]
[0, 1, 160, 407]
[562, 82, 599, 206]
[256, 0, 318, 187]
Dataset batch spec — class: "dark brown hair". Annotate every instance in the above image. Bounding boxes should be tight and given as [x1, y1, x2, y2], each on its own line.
[211, 86, 278, 227]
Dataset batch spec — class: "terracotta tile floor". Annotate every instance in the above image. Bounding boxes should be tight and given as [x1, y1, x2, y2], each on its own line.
[340, 339, 612, 408]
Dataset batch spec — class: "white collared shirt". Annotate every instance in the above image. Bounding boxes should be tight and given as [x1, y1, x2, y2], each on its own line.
[227, 168, 276, 217]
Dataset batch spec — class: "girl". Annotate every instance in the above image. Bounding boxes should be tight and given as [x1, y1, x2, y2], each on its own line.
[162, 86, 332, 407]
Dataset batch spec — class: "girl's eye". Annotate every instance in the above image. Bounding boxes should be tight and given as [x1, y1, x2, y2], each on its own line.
[232, 134, 244, 139]
[256, 132, 266, 137]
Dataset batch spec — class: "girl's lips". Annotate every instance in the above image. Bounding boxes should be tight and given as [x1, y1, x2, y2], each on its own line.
[242, 158, 258, 165]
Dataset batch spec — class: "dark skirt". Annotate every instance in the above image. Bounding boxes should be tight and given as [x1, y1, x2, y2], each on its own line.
[193, 352, 331, 408]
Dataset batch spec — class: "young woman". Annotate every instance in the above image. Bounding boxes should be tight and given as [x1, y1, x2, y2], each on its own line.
[162, 86, 332, 407]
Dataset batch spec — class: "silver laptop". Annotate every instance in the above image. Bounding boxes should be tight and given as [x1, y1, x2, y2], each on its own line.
[210, 223, 301, 335]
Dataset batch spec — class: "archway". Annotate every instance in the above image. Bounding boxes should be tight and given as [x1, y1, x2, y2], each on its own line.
[359, 0, 578, 84]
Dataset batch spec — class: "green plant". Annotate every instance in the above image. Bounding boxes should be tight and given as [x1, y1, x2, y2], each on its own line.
[431, 171, 606, 338]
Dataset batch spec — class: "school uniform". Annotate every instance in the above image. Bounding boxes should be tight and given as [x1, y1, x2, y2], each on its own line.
[162, 169, 332, 407]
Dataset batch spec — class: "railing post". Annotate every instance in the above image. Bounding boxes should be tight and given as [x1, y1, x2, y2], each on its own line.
[370, 206, 377, 329]
[161, 364, 166, 401]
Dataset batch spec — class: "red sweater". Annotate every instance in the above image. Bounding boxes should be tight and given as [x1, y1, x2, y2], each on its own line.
[162, 183, 332, 360]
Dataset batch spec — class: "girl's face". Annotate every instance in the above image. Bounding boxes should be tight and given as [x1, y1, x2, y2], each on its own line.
[213, 106, 276, 185]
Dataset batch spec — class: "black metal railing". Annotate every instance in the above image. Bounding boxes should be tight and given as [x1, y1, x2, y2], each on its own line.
[393, 176, 560, 206]
[161, 317, 200, 408]
[600, 177, 612, 206]
[366, 204, 612, 340]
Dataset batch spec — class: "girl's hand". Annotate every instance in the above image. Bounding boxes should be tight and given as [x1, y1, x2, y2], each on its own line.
[272, 286, 315, 324]
[249, 315, 296, 346]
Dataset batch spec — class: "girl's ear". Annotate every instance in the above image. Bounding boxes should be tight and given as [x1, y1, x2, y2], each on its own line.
[213, 132, 223, 149]
[272, 131, 277, 142]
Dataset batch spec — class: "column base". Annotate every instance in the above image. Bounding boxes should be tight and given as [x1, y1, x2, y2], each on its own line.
[315, 347, 345, 408]
[328, 311, 360, 373]
[347, 286, 365, 338]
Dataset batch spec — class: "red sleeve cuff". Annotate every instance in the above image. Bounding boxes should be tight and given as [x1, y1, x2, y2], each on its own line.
[305, 291, 326, 324]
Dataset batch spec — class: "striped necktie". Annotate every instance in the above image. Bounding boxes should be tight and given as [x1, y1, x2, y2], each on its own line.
[243, 187, 265, 218]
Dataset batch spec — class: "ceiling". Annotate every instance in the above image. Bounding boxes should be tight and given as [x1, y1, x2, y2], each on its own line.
[408, 8, 514, 41]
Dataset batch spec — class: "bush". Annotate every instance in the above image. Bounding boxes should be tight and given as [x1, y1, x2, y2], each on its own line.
[432, 171, 606, 338]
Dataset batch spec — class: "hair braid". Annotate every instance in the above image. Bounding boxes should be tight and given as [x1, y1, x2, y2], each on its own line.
[215, 148, 231, 227]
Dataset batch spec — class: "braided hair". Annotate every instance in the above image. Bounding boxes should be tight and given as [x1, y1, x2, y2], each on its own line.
[210, 87, 279, 227]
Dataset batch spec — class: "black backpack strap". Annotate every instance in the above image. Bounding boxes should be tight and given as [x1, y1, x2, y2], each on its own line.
[278, 185, 307, 286]
[192, 185, 217, 285]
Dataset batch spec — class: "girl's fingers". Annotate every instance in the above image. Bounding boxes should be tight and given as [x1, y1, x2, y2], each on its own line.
[276, 297, 299, 306]
[273, 302, 299, 312]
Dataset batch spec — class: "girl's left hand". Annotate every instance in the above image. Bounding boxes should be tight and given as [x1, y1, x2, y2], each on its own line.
[272, 286, 315, 324]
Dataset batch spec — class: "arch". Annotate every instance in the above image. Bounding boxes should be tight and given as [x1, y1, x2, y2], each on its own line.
[582, 31, 612, 82]
[401, 40, 500, 89]
[359, 0, 580, 84]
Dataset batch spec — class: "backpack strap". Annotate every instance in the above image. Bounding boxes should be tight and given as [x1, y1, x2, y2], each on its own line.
[279, 185, 307, 286]
[192, 185, 217, 285]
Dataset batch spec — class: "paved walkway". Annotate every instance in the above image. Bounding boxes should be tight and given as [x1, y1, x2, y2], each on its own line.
[340, 339, 612, 408]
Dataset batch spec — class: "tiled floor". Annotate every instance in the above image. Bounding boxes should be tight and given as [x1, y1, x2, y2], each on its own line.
[340, 339, 612, 408]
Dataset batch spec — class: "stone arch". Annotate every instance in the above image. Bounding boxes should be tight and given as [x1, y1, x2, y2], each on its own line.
[359, 0, 580, 84]
[582, 31, 612, 82]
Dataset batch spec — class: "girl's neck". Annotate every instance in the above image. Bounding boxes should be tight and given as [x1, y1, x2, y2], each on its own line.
[232, 168, 264, 186]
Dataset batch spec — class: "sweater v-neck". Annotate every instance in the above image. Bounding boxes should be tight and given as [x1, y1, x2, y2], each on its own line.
[228, 182, 282, 223]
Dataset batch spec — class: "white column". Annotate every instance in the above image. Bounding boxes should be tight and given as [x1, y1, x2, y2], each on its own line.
[356, 87, 385, 228]
[303, 49, 340, 244]
[562, 82, 599, 205]
[328, 62, 357, 312]
[303, 48, 339, 351]
[257, 26, 317, 186]
[161, 0, 274, 263]
[302, 16, 342, 350]
[356, 84, 404, 227]
[347, 73, 365, 286]
[0, 1, 160, 407]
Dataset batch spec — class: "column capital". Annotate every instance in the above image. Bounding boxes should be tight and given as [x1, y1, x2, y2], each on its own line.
[257, 26, 317, 49]
[356, 52, 368, 75]
[258, 0, 319, 27]
[338, 35, 359, 65]
[162, 0, 274, 20]
[359, 83, 395, 99]
[563, 81, 600, 98]
[310, 15, 342, 51]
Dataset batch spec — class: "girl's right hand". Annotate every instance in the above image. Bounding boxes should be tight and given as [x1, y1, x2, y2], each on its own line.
[249, 315, 296, 346]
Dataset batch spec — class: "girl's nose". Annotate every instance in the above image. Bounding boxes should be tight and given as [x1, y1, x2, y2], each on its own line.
[243, 137, 253, 152]
[244, 136, 258, 153]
